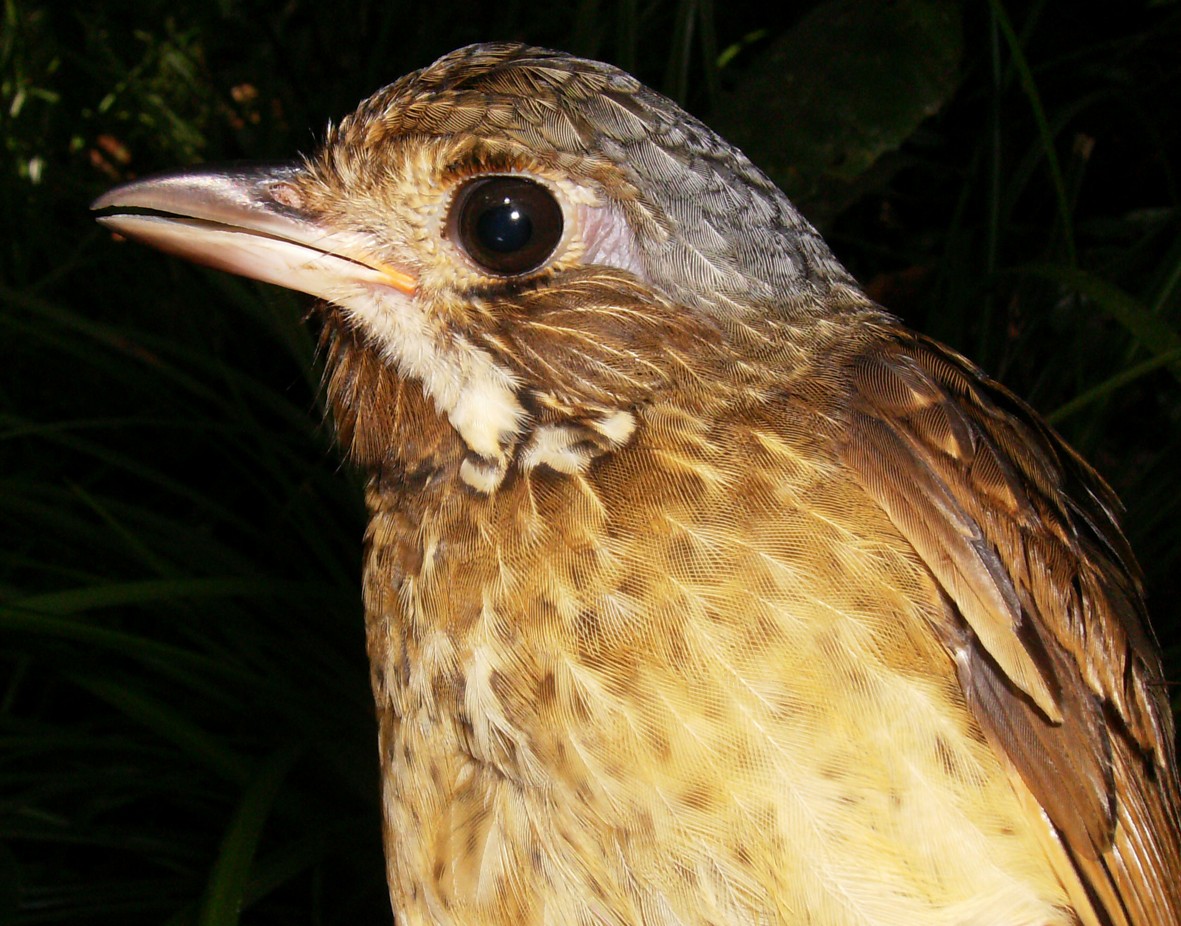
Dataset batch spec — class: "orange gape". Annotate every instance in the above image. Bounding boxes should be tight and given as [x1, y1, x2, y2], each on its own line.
[95, 43, 1180, 926]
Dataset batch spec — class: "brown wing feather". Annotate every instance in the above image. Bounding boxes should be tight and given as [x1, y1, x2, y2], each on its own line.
[843, 327, 1181, 925]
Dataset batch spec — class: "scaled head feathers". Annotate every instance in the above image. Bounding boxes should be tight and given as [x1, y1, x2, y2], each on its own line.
[305, 43, 856, 316]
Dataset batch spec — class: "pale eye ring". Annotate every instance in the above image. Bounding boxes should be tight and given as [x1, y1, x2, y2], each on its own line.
[447, 176, 563, 276]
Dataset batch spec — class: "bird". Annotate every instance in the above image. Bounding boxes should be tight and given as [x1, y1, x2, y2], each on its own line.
[92, 42, 1180, 926]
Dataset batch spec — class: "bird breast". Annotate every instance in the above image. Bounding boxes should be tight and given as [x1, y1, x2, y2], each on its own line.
[358, 347, 1075, 926]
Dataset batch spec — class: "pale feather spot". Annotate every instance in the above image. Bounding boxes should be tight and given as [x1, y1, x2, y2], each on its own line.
[461, 455, 509, 494]
[464, 641, 545, 785]
[652, 448, 733, 490]
[520, 424, 593, 475]
[406, 630, 458, 719]
[590, 409, 636, 447]
[449, 374, 526, 459]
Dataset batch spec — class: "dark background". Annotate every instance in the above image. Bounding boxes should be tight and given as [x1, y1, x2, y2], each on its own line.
[3, 1, 1179, 923]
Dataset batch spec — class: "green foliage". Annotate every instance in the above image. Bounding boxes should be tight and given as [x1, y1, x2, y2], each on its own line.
[717, 0, 965, 225]
[2, 1, 1179, 923]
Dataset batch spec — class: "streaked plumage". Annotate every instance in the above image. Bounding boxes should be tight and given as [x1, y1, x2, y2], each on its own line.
[94, 43, 1180, 926]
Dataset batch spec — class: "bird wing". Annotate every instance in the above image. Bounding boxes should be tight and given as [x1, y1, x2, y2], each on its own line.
[842, 328, 1181, 926]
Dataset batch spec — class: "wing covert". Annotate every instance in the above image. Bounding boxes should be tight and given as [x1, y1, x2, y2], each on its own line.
[843, 328, 1181, 926]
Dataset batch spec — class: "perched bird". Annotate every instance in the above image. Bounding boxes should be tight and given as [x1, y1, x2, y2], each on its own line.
[93, 43, 1180, 926]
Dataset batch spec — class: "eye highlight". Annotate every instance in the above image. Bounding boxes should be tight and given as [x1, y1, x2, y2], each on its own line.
[448, 176, 563, 276]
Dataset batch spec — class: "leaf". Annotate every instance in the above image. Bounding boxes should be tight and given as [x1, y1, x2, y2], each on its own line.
[715, 0, 963, 225]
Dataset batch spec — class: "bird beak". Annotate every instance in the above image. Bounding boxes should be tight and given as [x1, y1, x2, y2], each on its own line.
[91, 163, 418, 298]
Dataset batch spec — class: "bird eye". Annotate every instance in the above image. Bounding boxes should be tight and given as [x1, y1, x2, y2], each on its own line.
[448, 176, 563, 276]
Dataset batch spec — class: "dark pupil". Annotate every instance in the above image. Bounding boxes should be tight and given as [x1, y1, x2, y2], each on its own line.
[476, 200, 533, 254]
[452, 176, 563, 276]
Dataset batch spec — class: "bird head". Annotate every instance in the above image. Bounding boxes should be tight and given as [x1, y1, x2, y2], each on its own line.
[93, 43, 859, 491]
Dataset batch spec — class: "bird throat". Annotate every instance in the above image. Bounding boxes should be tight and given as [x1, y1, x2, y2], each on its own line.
[317, 307, 645, 498]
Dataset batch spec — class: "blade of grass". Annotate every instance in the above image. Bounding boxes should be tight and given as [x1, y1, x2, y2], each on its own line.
[12, 577, 329, 615]
[988, 0, 1076, 265]
[1049, 346, 1181, 423]
[0, 606, 254, 684]
[664, 0, 696, 105]
[197, 747, 299, 926]
[65, 673, 251, 785]
[1019, 263, 1181, 379]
